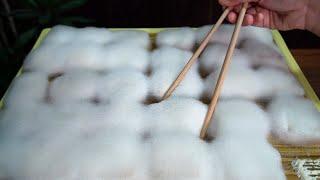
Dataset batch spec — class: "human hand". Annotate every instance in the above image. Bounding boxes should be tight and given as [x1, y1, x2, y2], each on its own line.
[218, 0, 314, 32]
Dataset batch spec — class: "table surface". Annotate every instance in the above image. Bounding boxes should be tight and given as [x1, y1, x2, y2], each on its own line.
[292, 49, 320, 97]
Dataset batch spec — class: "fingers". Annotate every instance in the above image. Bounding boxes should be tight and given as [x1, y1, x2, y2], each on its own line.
[227, 5, 255, 26]
[246, 7, 257, 15]
[244, 7, 260, 26]
[220, 0, 275, 29]
[218, 0, 259, 7]
[227, 11, 238, 23]
[250, 7, 271, 28]
[253, 13, 265, 27]
[227, 13, 254, 26]
[243, 14, 254, 25]
[227, 7, 267, 27]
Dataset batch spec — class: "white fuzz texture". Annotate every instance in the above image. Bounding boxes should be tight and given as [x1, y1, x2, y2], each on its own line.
[241, 39, 288, 70]
[111, 30, 151, 49]
[212, 138, 285, 180]
[3, 72, 48, 109]
[98, 69, 149, 103]
[257, 67, 305, 98]
[62, 43, 107, 71]
[267, 95, 320, 145]
[148, 134, 219, 180]
[23, 43, 66, 74]
[42, 25, 113, 45]
[0, 104, 147, 179]
[150, 46, 195, 70]
[62, 132, 147, 179]
[0, 103, 55, 141]
[199, 43, 250, 73]
[24, 42, 108, 73]
[49, 70, 98, 104]
[240, 26, 274, 45]
[1, 26, 292, 179]
[196, 24, 239, 46]
[25, 28, 150, 74]
[41, 25, 77, 45]
[149, 47, 202, 100]
[156, 27, 196, 50]
[102, 101, 148, 135]
[0, 103, 83, 179]
[147, 97, 207, 136]
[75, 26, 114, 44]
[99, 42, 150, 72]
[207, 99, 270, 139]
[203, 66, 267, 100]
[149, 66, 203, 100]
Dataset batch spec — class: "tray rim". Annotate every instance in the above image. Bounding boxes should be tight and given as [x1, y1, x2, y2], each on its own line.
[271, 30, 320, 110]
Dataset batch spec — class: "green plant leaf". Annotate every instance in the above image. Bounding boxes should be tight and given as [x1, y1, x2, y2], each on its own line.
[0, 11, 7, 17]
[17, 0, 39, 9]
[14, 27, 39, 49]
[27, 0, 39, 8]
[7, 9, 39, 20]
[0, 48, 9, 61]
[48, 0, 65, 6]
[35, 0, 52, 6]
[2, 9, 32, 16]
[58, 0, 88, 12]
[38, 14, 53, 25]
[58, 16, 94, 25]
[35, 0, 64, 7]
[7, 48, 14, 54]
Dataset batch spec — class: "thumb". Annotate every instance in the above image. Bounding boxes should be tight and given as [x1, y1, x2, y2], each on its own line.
[218, 0, 260, 7]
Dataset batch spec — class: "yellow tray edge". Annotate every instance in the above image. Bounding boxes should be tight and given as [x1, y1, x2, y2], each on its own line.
[272, 30, 320, 111]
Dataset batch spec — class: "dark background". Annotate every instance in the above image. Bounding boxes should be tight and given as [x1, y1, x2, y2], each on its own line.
[70, 0, 320, 48]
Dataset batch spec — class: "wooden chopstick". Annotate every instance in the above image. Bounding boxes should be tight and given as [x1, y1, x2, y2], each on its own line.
[200, 2, 249, 139]
[161, 7, 231, 100]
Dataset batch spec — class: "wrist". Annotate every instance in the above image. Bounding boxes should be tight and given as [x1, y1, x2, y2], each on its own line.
[306, 0, 320, 36]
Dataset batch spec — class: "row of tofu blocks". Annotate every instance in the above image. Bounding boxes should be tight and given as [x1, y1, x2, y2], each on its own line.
[24, 24, 283, 75]
[3, 62, 304, 108]
[0, 97, 286, 179]
[15, 25, 303, 104]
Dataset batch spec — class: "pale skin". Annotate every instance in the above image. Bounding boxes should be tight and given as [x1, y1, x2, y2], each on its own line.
[218, 0, 320, 36]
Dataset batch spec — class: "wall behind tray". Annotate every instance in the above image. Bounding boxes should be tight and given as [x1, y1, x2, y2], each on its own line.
[70, 0, 320, 49]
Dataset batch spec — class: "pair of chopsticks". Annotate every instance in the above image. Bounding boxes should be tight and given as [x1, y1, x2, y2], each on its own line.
[161, 2, 249, 140]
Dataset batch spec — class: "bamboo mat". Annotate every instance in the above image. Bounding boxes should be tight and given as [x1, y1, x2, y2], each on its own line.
[270, 139, 320, 179]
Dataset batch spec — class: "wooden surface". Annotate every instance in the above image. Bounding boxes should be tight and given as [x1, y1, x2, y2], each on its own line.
[271, 139, 320, 180]
[292, 49, 320, 97]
